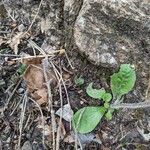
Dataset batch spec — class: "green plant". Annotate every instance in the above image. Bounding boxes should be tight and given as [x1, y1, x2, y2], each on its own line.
[72, 64, 136, 133]
[74, 76, 84, 86]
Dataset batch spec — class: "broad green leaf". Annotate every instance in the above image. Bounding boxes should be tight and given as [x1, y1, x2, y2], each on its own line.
[74, 76, 84, 86]
[86, 83, 106, 99]
[72, 106, 106, 133]
[111, 64, 136, 99]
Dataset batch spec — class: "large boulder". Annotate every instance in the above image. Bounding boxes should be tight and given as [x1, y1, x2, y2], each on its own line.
[74, 0, 150, 68]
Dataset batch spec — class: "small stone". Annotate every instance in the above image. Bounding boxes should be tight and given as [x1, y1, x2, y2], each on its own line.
[100, 53, 118, 67]
[21, 141, 32, 150]
[18, 24, 25, 32]
[56, 104, 73, 122]
[18, 88, 24, 94]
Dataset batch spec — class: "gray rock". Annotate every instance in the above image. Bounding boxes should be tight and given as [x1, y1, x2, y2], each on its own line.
[74, 0, 150, 68]
[21, 141, 32, 150]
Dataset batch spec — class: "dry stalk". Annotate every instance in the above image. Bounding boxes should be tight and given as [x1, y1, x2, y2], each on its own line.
[42, 58, 56, 150]
[18, 90, 28, 150]
[110, 101, 150, 109]
[28, 97, 45, 148]
[23, 0, 44, 37]
[145, 70, 150, 99]
[4, 79, 22, 110]
[56, 80, 63, 150]
[10, 96, 22, 116]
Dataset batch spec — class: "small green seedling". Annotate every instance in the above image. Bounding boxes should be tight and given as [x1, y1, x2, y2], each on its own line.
[72, 64, 136, 133]
[74, 76, 84, 86]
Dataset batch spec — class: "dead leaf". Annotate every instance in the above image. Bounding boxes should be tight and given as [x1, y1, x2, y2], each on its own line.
[31, 88, 48, 105]
[23, 58, 57, 105]
[56, 104, 73, 122]
[8, 32, 23, 54]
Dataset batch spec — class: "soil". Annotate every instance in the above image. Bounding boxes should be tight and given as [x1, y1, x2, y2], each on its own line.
[0, 0, 150, 150]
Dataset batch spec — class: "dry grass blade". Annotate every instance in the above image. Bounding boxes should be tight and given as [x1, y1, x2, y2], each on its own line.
[29, 97, 45, 148]
[18, 90, 28, 150]
[110, 101, 150, 109]
[4, 79, 22, 110]
[56, 81, 63, 150]
[28, 40, 46, 55]
[42, 58, 56, 150]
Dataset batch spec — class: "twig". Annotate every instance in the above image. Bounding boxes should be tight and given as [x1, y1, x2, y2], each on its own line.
[145, 70, 150, 99]
[23, 0, 44, 36]
[4, 79, 22, 110]
[9, 96, 23, 116]
[28, 40, 46, 55]
[50, 62, 71, 107]
[18, 90, 28, 150]
[0, 54, 19, 57]
[56, 80, 63, 150]
[42, 58, 56, 150]
[11, 49, 65, 61]
[28, 97, 45, 148]
[110, 101, 150, 109]
[64, 51, 74, 69]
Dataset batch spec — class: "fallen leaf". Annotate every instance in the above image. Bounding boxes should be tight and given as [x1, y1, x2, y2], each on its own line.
[23, 58, 57, 105]
[56, 104, 73, 122]
[8, 32, 23, 54]
[31, 88, 48, 105]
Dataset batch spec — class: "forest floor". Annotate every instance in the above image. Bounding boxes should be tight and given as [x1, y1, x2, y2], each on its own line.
[0, 0, 150, 150]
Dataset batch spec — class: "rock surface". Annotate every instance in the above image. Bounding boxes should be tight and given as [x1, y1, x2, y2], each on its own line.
[74, 0, 150, 68]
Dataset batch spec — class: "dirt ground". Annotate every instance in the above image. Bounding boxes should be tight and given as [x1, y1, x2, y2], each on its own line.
[0, 0, 150, 150]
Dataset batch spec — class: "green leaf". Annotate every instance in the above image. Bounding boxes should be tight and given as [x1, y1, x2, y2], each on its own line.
[72, 106, 106, 133]
[86, 83, 106, 99]
[104, 102, 109, 109]
[74, 76, 84, 86]
[103, 93, 112, 102]
[111, 64, 136, 99]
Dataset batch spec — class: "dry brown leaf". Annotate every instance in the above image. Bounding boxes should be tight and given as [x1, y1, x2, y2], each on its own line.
[8, 32, 23, 54]
[31, 88, 48, 105]
[23, 58, 57, 105]
[24, 64, 44, 90]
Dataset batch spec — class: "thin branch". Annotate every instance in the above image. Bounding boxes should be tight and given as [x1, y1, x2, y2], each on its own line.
[28, 97, 45, 148]
[4, 79, 22, 110]
[56, 80, 63, 150]
[23, 0, 44, 36]
[18, 90, 28, 150]
[110, 101, 150, 109]
[42, 58, 56, 150]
